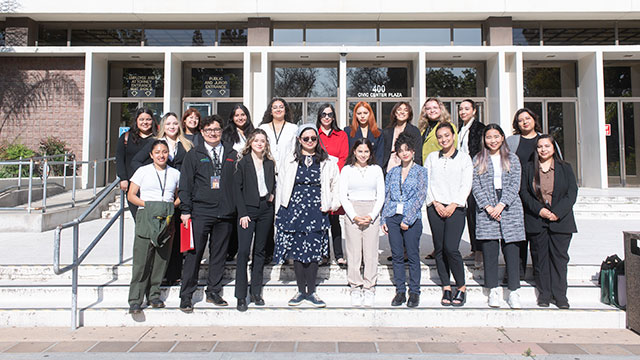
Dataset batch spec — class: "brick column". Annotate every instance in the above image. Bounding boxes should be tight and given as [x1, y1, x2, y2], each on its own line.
[483, 17, 512, 46]
[248, 17, 271, 46]
[4, 17, 38, 46]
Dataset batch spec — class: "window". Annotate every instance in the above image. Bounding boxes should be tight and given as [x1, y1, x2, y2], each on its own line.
[347, 65, 409, 98]
[619, 28, 640, 45]
[380, 28, 449, 46]
[453, 28, 482, 46]
[72, 29, 143, 46]
[426, 64, 485, 98]
[186, 67, 243, 98]
[273, 28, 303, 46]
[0, 27, 5, 47]
[523, 64, 576, 97]
[37, 26, 67, 46]
[513, 27, 540, 46]
[273, 64, 338, 98]
[306, 28, 376, 46]
[542, 27, 615, 45]
[144, 29, 215, 46]
[604, 66, 633, 97]
[218, 28, 247, 46]
[108, 64, 164, 98]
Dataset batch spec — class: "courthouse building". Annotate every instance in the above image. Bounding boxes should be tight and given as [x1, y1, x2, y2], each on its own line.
[1, 1, 639, 188]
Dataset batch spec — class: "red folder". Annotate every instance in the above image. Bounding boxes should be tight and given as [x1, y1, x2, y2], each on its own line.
[180, 219, 194, 252]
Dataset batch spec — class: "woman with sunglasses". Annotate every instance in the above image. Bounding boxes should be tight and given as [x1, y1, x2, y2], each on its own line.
[274, 123, 340, 308]
[316, 103, 349, 266]
[345, 101, 385, 167]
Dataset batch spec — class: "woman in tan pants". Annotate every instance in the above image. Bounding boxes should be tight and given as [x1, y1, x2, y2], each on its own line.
[339, 138, 385, 307]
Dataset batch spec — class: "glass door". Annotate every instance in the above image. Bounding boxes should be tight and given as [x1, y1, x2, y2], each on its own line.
[605, 100, 640, 186]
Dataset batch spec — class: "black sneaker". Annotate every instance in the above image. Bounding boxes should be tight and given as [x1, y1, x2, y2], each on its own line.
[179, 298, 193, 313]
[148, 298, 165, 309]
[391, 292, 406, 306]
[306, 293, 326, 308]
[288, 292, 306, 306]
[128, 303, 142, 314]
[236, 298, 248, 312]
[206, 293, 228, 306]
[407, 293, 420, 308]
[250, 294, 265, 306]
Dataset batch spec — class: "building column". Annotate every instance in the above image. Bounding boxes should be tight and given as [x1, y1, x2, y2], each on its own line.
[578, 51, 607, 188]
[82, 52, 108, 188]
[164, 52, 182, 116]
[248, 51, 268, 126]
[415, 51, 426, 126]
[248, 17, 271, 46]
[483, 17, 513, 46]
[338, 53, 347, 128]
[486, 51, 512, 131]
[4, 17, 38, 46]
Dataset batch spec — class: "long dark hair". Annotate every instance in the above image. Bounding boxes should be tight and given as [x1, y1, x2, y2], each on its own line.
[223, 104, 254, 145]
[388, 101, 413, 128]
[261, 97, 292, 125]
[129, 107, 157, 144]
[315, 103, 341, 133]
[294, 126, 328, 163]
[512, 108, 542, 135]
[532, 134, 564, 205]
[474, 123, 512, 174]
[345, 138, 376, 166]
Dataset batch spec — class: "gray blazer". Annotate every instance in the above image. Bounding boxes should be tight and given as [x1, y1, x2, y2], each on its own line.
[472, 152, 525, 243]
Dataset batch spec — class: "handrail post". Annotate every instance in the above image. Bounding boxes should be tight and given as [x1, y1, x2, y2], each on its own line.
[93, 160, 97, 197]
[17, 156, 22, 190]
[63, 153, 68, 189]
[27, 159, 34, 213]
[119, 190, 125, 264]
[71, 159, 77, 208]
[42, 159, 48, 214]
[71, 223, 79, 330]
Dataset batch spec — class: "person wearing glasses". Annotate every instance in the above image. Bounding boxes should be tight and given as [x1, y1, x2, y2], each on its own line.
[316, 103, 349, 266]
[178, 115, 238, 313]
[382, 101, 423, 171]
[274, 123, 340, 308]
[345, 101, 385, 167]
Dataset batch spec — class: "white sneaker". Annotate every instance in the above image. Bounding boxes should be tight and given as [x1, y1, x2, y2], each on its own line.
[488, 287, 501, 308]
[508, 290, 522, 309]
[363, 289, 375, 307]
[351, 289, 363, 307]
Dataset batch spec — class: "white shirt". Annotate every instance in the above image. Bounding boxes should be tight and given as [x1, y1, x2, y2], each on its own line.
[162, 137, 180, 161]
[254, 158, 269, 197]
[490, 153, 503, 189]
[258, 122, 298, 168]
[457, 119, 474, 155]
[339, 164, 385, 221]
[130, 163, 180, 206]
[204, 142, 223, 163]
[232, 129, 247, 153]
[425, 150, 473, 207]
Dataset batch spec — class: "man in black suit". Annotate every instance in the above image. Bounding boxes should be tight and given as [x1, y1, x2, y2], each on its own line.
[178, 115, 237, 312]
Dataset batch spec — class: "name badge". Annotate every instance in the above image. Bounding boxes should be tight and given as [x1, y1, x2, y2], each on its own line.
[211, 176, 220, 189]
[396, 203, 404, 215]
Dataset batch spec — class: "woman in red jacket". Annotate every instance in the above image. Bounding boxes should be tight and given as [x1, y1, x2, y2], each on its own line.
[316, 103, 349, 265]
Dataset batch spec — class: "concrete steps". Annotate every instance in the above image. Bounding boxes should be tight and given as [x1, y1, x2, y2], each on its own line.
[102, 194, 131, 219]
[574, 189, 640, 219]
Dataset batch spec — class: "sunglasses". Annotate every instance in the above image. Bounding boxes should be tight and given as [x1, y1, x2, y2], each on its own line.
[321, 112, 334, 118]
[301, 136, 318, 143]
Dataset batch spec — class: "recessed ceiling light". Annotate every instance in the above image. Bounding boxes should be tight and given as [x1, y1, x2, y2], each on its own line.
[376, 55, 385, 59]
[546, 54, 556, 58]
[623, 54, 633, 58]
[207, 55, 216, 59]
[452, 55, 462, 58]
[300, 55, 310, 59]
[131, 55, 140, 59]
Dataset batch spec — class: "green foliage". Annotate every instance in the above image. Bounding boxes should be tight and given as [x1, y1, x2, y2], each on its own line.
[426, 67, 478, 98]
[36, 136, 74, 176]
[0, 142, 35, 178]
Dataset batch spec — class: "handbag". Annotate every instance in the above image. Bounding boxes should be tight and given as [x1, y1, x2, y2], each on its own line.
[599, 254, 625, 309]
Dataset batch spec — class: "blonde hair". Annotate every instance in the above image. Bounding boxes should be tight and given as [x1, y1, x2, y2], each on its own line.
[418, 97, 452, 133]
[158, 112, 193, 152]
[237, 128, 274, 162]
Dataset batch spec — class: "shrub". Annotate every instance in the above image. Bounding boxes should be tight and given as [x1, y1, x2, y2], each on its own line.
[0, 142, 36, 178]
[36, 136, 75, 176]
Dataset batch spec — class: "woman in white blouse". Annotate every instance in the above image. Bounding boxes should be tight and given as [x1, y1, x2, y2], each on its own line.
[339, 138, 385, 307]
[425, 122, 473, 307]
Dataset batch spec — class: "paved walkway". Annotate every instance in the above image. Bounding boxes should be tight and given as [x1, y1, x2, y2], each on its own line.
[0, 326, 638, 357]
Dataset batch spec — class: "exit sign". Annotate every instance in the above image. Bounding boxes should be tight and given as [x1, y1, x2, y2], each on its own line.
[605, 124, 611, 136]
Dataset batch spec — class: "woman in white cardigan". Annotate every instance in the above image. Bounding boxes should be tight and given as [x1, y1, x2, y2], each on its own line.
[274, 123, 340, 308]
[339, 138, 385, 307]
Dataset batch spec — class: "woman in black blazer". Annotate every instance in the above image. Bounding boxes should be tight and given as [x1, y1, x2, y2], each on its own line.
[382, 101, 423, 170]
[520, 134, 577, 309]
[233, 128, 276, 312]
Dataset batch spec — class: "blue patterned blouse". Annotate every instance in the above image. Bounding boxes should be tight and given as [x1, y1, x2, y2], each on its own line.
[380, 164, 428, 226]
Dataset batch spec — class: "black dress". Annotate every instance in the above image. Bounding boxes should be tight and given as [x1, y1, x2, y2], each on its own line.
[274, 157, 329, 264]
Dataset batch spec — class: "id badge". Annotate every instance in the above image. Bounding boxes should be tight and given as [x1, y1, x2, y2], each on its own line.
[210, 176, 221, 189]
[396, 203, 404, 215]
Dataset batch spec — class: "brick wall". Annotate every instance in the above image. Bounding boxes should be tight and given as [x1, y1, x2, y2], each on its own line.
[0, 57, 85, 159]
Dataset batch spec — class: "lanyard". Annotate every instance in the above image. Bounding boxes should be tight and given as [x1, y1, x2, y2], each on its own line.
[210, 146, 222, 176]
[155, 168, 168, 198]
[271, 121, 285, 145]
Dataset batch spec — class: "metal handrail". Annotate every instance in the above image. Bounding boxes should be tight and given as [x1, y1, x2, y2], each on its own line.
[0, 156, 116, 213]
[53, 177, 126, 330]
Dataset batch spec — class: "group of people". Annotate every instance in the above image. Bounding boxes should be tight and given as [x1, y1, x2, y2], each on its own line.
[117, 96, 578, 314]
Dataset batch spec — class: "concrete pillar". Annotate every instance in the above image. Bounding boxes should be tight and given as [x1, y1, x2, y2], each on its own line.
[82, 52, 108, 188]
[4, 17, 38, 46]
[247, 17, 271, 46]
[338, 54, 347, 128]
[578, 51, 607, 188]
[486, 51, 512, 131]
[164, 52, 182, 116]
[249, 51, 268, 126]
[483, 17, 513, 46]
[415, 51, 426, 126]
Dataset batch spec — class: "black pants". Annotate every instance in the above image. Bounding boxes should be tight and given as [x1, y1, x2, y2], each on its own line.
[480, 239, 522, 290]
[529, 229, 571, 303]
[293, 260, 319, 295]
[180, 214, 232, 300]
[466, 194, 478, 252]
[427, 206, 466, 288]
[517, 237, 530, 279]
[329, 214, 344, 259]
[163, 210, 183, 284]
[235, 198, 274, 299]
[226, 215, 239, 260]
[127, 200, 138, 221]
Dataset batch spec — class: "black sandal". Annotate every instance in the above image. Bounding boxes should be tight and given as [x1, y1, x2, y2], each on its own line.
[441, 290, 452, 306]
[452, 289, 466, 307]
